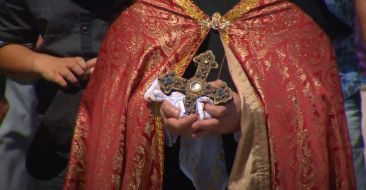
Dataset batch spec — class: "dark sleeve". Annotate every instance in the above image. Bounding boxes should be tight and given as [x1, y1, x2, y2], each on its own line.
[0, 0, 38, 46]
[71, 0, 134, 21]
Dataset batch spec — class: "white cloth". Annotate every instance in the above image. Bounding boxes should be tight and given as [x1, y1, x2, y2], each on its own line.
[144, 80, 213, 120]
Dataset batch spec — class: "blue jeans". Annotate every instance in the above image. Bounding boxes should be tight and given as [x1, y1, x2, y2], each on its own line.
[344, 91, 366, 189]
[0, 80, 38, 190]
[0, 79, 65, 190]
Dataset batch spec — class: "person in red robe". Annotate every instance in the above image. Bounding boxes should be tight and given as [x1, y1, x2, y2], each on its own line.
[64, 0, 356, 189]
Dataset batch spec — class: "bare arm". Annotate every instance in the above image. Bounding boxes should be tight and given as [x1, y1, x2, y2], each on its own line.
[0, 0, 96, 86]
[356, 0, 366, 41]
[0, 44, 95, 87]
[0, 44, 48, 82]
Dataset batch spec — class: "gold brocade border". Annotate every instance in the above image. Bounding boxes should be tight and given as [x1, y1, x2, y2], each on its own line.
[153, 103, 165, 183]
[223, 0, 259, 22]
[172, 28, 210, 76]
[172, 0, 207, 23]
[222, 0, 260, 44]
[172, 0, 209, 35]
[221, 30, 230, 45]
[171, 0, 210, 75]
[172, 0, 260, 23]
[171, 0, 261, 72]
[172, 0, 260, 45]
[173, 54, 191, 75]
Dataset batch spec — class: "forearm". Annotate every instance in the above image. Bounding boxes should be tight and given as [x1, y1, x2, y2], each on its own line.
[0, 44, 45, 82]
[0, 43, 96, 87]
[356, 0, 366, 41]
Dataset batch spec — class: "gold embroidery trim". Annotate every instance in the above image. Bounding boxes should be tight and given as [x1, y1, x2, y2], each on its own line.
[172, 0, 207, 23]
[172, 0, 260, 46]
[173, 54, 191, 75]
[223, 0, 259, 22]
[153, 103, 164, 181]
[221, 0, 259, 44]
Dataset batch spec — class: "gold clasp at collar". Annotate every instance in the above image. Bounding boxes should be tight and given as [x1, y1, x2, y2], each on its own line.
[201, 12, 230, 31]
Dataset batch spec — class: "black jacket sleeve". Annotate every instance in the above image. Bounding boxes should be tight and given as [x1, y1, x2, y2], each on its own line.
[0, 0, 38, 46]
[71, 0, 134, 22]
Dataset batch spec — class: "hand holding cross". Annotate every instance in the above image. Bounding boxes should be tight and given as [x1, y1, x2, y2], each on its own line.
[158, 51, 232, 114]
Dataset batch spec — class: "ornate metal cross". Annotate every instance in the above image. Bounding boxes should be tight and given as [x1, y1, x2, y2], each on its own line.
[158, 51, 232, 114]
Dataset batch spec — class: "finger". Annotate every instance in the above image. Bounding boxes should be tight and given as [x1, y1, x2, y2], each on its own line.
[87, 67, 95, 75]
[160, 101, 180, 119]
[67, 61, 85, 76]
[74, 57, 87, 71]
[53, 74, 67, 87]
[81, 58, 97, 80]
[86, 58, 97, 70]
[60, 68, 79, 85]
[204, 103, 226, 117]
[164, 114, 197, 134]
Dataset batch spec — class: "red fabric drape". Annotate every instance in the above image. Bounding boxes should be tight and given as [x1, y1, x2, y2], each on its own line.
[64, 0, 356, 189]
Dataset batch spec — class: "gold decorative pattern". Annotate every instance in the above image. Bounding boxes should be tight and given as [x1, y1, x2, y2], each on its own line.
[171, 32, 209, 77]
[227, 1, 355, 188]
[153, 103, 165, 182]
[222, 0, 260, 44]
[171, 0, 260, 73]
[172, 0, 207, 23]
[172, 0, 260, 45]
[223, 0, 259, 22]
[64, 103, 89, 189]
[173, 54, 192, 75]
[221, 30, 231, 45]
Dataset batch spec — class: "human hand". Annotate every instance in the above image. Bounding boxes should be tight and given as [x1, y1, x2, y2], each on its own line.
[32, 54, 91, 87]
[160, 100, 198, 137]
[82, 57, 97, 80]
[191, 80, 241, 138]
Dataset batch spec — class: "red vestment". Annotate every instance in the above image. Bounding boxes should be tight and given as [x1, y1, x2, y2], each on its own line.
[64, 0, 356, 189]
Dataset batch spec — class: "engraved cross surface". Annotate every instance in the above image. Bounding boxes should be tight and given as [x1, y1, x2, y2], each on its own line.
[158, 51, 232, 114]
